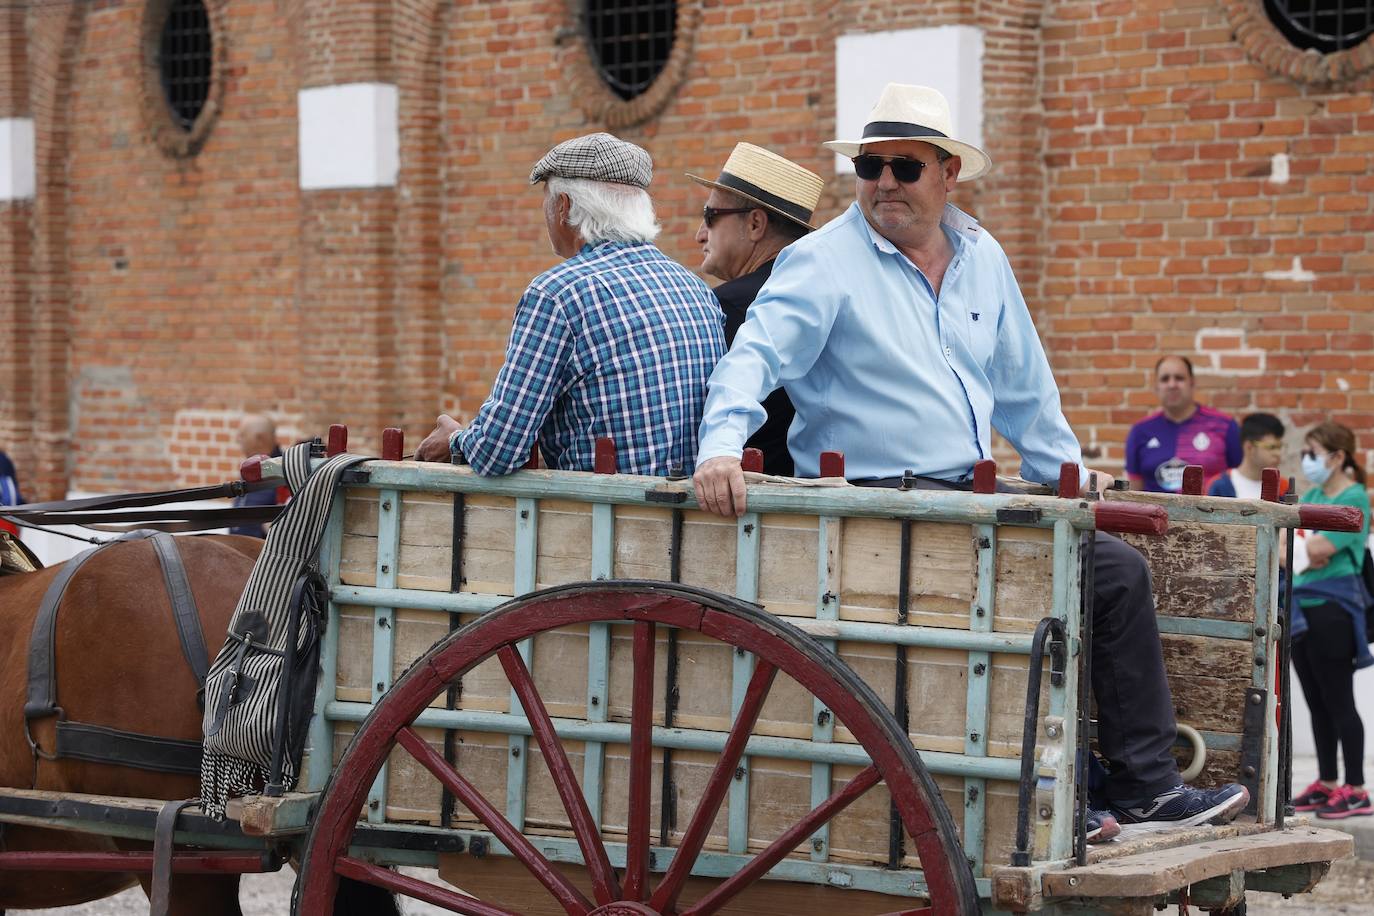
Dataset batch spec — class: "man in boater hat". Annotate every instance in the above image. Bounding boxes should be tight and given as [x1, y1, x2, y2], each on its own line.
[692, 84, 1249, 838]
[688, 143, 824, 476]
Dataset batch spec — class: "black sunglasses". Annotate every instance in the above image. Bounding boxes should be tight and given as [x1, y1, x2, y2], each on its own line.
[852, 154, 935, 183]
[702, 206, 755, 228]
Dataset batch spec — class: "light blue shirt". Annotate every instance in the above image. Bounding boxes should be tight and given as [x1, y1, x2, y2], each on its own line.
[697, 202, 1083, 483]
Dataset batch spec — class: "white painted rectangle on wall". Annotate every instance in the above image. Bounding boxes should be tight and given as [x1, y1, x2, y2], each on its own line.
[298, 83, 400, 190]
[834, 26, 984, 174]
[0, 117, 37, 201]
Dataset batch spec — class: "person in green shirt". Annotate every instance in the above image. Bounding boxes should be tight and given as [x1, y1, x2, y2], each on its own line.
[1290, 421, 1372, 820]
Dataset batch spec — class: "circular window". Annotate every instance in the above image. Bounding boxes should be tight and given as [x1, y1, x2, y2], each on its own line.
[158, 0, 214, 129]
[141, 0, 224, 157]
[1264, 0, 1374, 52]
[585, 0, 677, 101]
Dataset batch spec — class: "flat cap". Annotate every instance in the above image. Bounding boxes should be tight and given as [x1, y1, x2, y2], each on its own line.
[529, 132, 653, 189]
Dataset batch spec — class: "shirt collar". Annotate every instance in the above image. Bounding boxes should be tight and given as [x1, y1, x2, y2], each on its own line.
[856, 202, 983, 256]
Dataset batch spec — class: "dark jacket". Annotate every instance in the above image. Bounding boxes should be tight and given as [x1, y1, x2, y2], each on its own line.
[714, 261, 796, 477]
[231, 446, 284, 538]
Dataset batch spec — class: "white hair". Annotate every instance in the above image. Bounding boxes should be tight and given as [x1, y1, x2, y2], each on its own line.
[546, 177, 661, 245]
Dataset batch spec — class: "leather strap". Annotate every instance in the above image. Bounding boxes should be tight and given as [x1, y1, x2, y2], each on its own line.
[11, 479, 278, 515]
[151, 798, 198, 916]
[54, 721, 202, 775]
[24, 543, 103, 719]
[150, 533, 209, 690]
[4, 505, 281, 532]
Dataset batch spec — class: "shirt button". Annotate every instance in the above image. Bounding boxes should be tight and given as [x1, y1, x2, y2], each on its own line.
[944, 346, 953, 357]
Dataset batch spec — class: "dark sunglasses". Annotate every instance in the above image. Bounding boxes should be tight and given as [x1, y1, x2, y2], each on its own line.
[702, 206, 755, 228]
[852, 154, 934, 183]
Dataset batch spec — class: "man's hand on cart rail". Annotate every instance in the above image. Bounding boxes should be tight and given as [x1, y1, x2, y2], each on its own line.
[416, 414, 462, 463]
[694, 456, 748, 518]
[1084, 468, 1117, 493]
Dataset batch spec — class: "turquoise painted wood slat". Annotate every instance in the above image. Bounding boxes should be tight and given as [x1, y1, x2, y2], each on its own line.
[367, 489, 401, 824]
[345, 823, 993, 901]
[1254, 524, 1280, 819]
[963, 522, 996, 874]
[809, 515, 839, 864]
[507, 497, 538, 830]
[729, 510, 761, 856]
[1155, 616, 1256, 641]
[324, 701, 1027, 780]
[1046, 520, 1082, 863]
[306, 491, 346, 792]
[582, 502, 615, 828]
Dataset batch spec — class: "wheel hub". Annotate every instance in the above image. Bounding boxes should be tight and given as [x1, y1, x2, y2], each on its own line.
[588, 904, 661, 915]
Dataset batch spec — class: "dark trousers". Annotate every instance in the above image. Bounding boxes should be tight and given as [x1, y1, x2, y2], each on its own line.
[1292, 601, 1365, 786]
[853, 476, 1181, 801]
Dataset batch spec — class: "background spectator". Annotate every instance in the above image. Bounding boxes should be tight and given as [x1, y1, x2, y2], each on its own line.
[230, 415, 284, 539]
[1208, 412, 1288, 499]
[1125, 355, 1240, 493]
[1289, 421, 1372, 820]
[0, 449, 21, 537]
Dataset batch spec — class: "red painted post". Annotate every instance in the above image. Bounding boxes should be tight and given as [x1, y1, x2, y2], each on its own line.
[819, 451, 845, 478]
[1261, 468, 1280, 503]
[1059, 463, 1080, 499]
[240, 455, 265, 482]
[973, 459, 997, 494]
[741, 448, 764, 473]
[1181, 464, 1204, 496]
[327, 424, 348, 457]
[525, 446, 540, 470]
[1298, 504, 1364, 533]
[1095, 503, 1169, 537]
[382, 428, 403, 461]
[594, 437, 617, 475]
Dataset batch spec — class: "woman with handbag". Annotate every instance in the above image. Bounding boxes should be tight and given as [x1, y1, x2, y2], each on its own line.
[1290, 421, 1373, 819]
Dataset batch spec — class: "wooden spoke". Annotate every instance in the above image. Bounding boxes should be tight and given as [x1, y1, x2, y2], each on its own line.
[623, 620, 656, 901]
[334, 856, 522, 916]
[684, 765, 883, 916]
[498, 644, 621, 906]
[648, 658, 779, 913]
[394, 727, 593, 916]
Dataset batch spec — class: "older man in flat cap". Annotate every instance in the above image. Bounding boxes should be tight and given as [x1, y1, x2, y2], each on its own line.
[418, 133, 725, 475]
[688, 143, 824, 477]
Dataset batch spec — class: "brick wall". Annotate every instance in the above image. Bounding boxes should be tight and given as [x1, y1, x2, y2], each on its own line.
[4, 0, 1372, 495]
[1038, 0, 1374, 475]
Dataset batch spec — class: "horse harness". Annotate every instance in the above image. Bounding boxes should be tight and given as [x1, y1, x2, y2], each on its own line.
[22, 530, 210, 778]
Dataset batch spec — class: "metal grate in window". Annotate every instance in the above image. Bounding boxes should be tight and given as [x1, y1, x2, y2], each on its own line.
[1264, 0, 1374, 53]
[158, 0, 214, 130]
[585, 0, 677, 101]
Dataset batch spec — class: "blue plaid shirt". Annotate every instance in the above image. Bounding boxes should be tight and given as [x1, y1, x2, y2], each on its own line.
[458, 242, 725, 476]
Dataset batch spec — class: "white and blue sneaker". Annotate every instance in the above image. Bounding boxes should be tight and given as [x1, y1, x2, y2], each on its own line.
[1110, 783, 1249, 828]
[1085, 809, 1121, 843]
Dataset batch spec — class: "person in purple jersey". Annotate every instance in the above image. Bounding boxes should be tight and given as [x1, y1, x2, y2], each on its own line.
[1125, 355, 1241, 493]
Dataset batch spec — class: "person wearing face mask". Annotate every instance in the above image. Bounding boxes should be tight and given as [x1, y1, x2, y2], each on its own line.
[1290, 421, 1373, 820]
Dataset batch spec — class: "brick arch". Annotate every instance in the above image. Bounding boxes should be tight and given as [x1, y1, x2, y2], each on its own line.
[23, 0, 90, 499]
[1221, 0, 1374, 85]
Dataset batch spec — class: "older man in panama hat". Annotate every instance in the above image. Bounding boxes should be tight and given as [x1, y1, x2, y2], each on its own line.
[692, 84, 1249, 839]
[417, 132, 725, 475]
[688, 143, 824, 476]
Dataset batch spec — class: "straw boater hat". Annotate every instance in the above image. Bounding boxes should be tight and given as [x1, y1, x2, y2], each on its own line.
[823, 83, 992, 182]
[686, 143, 825, 231]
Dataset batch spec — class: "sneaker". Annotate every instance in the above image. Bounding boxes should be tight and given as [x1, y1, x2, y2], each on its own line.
[1314, 785, 1373, 820]
[1110, 783, 1249, 828]
[1292, 779, 1335, 812]
[1085, 809, 1120, 843]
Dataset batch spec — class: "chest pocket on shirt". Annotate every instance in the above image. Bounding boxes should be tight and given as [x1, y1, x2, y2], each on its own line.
[964, 302, 998, 366]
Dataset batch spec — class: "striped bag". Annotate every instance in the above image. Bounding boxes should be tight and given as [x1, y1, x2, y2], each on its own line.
[200, 444, 369, 819]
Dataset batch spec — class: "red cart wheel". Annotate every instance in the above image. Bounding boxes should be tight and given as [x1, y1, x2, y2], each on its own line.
[296, 581, 978, 915]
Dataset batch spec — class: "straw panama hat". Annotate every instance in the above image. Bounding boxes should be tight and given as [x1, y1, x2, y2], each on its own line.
[686, 143, 825, 231]
[824, 83, 992, 182]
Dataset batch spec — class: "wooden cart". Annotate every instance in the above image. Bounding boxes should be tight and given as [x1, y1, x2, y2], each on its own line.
[1, 434, 1360, 915]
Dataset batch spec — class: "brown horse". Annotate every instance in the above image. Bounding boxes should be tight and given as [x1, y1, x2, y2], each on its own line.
[0, 533, 402, 915]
